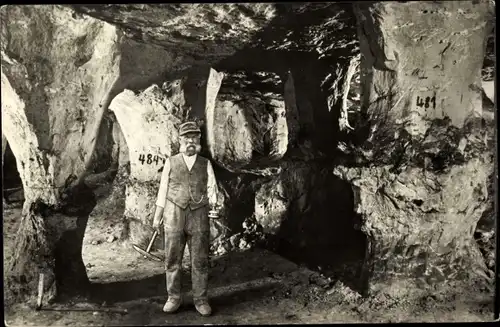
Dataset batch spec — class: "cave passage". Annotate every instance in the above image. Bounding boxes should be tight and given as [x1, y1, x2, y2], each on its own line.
[269, 173, 369, 295]
[3, 142, 24, 204]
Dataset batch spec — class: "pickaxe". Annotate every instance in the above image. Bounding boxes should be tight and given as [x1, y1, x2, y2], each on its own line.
[131, 218, 163, 262]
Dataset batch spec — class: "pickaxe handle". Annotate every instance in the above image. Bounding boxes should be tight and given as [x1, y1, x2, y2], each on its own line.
[36, 273, 44, 310]
[146, 217, 163, 253]
[145, 230, 158, 253]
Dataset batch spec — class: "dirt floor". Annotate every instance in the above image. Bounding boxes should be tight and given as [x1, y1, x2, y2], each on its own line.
[3, 196, 496, 325]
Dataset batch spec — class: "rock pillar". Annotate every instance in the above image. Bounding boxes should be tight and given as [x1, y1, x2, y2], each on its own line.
[334, 0, 495, 293]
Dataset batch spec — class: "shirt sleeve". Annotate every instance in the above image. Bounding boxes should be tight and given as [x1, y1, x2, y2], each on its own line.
[206, 160, 218, 207]
[156, 158, 171, 208]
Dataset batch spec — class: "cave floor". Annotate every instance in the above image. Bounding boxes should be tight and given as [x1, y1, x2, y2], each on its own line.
[3, 203, 495, 325]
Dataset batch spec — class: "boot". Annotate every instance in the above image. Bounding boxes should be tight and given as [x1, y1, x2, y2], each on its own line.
[163, 297, 182, 313]
[194, 299, 212, 317]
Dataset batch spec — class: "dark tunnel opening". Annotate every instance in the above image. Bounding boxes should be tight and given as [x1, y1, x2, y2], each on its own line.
[214, 167, 262, 235]
[206, 33, 369, 293]
[3, 142, 24, 204]
[88, 112, 117, 176]
[266, 170, 369, 295]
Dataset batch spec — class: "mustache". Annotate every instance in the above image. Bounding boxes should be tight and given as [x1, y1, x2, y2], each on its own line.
[180, 143, 202, 153]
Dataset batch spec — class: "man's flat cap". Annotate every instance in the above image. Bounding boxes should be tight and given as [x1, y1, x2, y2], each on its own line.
[179, 121, 201, 136]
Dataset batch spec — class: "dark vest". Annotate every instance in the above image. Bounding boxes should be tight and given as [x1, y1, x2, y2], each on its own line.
[166, 153, 209, 210]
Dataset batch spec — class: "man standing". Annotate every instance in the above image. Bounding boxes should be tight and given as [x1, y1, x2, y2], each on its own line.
[153, 121, 219, 316]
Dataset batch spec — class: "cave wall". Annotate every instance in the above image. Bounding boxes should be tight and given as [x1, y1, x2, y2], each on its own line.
[331, 0, 496, 293]
[209, 71, 291, 172]
[1, 5, 190, 207]
[1, 71, 60, 208]
[1, 2, 495, 306]
[70, 3, 279, 64]
[1, 6, 121, 209]
[1, 4, 201, 306]
[2, 133, 6, 203]
[1, 5, 122, 305]
[2, 133, 6, 163]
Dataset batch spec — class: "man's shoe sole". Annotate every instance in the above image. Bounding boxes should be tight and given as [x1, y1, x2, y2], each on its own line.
[197, 311, 212, 317]
[195, 307, 212, 317]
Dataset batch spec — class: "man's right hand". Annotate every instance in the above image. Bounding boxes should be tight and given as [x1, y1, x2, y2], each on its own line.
[152, 219, 161, 233]
[152, 205, 164, 233]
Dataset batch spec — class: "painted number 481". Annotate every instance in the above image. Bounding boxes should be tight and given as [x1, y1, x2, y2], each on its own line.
[416, 95, 436, 109]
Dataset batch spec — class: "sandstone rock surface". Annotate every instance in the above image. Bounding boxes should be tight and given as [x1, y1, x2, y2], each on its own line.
[208, 71, 292, 174]
[255, 179, 288, 234]
[1, 5, 120, 210]
[1, 2, 495, 307]
[329, 0, 496, 292]
[1, 4, 178, 306]
[74, 3, 361, 158]
[352, 0, 493, 147]
[70, 4, 278, 62]
[2, 133, 7, 163]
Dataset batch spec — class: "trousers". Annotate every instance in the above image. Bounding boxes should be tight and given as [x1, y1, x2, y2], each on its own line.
[163, 200, 210, 301]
